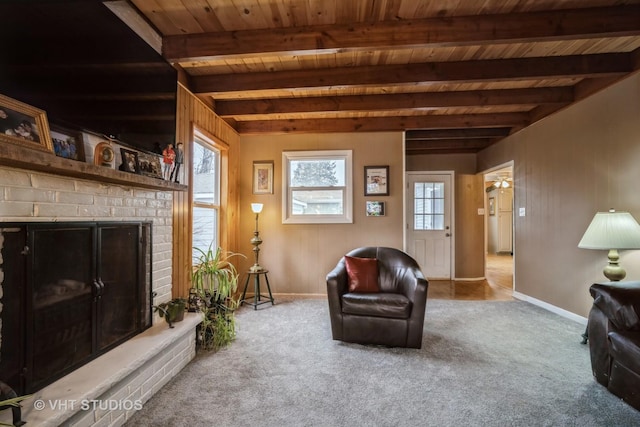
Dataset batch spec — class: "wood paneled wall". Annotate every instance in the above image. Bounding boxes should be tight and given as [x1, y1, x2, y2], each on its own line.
[172, 83, 240, 298]
[238, 132, 404, 295]
[477, 72, 640, 317]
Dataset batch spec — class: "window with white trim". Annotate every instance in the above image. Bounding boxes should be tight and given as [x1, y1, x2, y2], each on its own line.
[192, 134, 220, 263]
[282, 150, 352, 224]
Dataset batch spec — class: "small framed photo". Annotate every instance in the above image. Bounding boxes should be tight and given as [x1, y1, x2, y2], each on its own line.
[0, 93, 53, 153]
[489, 197, 496, 216]
[364, 165, 389, 196]
[50, 124, 85, 161]
[253, 160, 274, 194]
[366, 201, 386, 217]
[120, 148, 140, 174]
[138, 151, 163, 179]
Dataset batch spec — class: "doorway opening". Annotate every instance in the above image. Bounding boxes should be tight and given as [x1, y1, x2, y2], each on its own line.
[483, 164, 514, 291]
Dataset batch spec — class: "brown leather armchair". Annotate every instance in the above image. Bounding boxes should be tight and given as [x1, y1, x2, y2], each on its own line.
[588, 281, 640, 410]
[326, 247, 428, 348]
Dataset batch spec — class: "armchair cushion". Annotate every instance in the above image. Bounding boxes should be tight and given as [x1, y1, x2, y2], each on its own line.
[345, 255, 380, 293]
[342, 292, 411, 319]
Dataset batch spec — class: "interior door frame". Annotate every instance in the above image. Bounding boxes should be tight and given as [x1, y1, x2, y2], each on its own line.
[481, 160, 515, 290]
[403, 170, 455, 280]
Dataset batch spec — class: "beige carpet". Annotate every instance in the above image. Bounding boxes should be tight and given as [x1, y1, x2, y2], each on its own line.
[125, 298, 640, 427]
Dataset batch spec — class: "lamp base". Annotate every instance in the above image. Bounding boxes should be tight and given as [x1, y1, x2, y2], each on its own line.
[603, 249, 626, 282]
[249, 264, 264, 273]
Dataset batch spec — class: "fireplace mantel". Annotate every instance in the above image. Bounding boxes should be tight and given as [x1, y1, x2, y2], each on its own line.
[0, 142, 186, 191]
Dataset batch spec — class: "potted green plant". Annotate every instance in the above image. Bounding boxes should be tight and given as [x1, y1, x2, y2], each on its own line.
[0, 380, 30, 427]
[0, 395, 30, 427]
[153, 295, 187, 328]
[191, 245, 245, 351]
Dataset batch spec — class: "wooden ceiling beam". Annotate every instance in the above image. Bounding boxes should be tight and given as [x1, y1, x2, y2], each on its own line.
[234, 112, 528, 134]
[163, 5, 640, 62]
[215, 87, 573, 116]
[406, 128, 511, 140]
[406, 148, 482, 155]
[192, 53, 630, 94]
[406, 139, 493, 150]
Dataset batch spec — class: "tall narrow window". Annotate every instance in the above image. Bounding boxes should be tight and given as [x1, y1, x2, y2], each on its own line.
[192, 135, 220, 262]
[282, 150, 352, 224]
[414, 182, 445, 230]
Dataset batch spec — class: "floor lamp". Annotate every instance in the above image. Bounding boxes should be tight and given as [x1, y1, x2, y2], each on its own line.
[250, 203, 264, 273]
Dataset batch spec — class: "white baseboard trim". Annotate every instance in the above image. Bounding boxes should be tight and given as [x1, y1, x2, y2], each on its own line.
[513, 291, 587, 325]
[275, 293, 327, 299]
[243, 292, 327, 299]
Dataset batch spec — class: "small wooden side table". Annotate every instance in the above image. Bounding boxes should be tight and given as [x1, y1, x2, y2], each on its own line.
[240, 270, 274, 310]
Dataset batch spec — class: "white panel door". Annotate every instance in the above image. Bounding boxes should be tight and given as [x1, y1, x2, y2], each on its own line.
[406, 173, 452, 279]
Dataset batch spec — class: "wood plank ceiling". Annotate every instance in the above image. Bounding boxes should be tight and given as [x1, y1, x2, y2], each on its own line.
[129, 0, 640, 154]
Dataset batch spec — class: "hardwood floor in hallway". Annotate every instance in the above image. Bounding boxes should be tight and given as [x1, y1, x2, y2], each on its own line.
[428, 253, 514, 301]
[486, 253, 514, 290]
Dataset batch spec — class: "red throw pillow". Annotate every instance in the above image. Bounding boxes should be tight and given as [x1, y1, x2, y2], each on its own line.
[345, 255, 380, 293]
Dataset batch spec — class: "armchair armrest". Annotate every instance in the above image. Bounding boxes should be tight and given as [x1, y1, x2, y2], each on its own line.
[326, 259, 348, 341]
[326, 259, 348, 297]
[402, 268, 428, 348]
[590, 282, 640, 330]
[588, 281, 640, 386]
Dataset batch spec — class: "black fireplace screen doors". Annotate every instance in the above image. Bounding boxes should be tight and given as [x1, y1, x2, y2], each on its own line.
[0, 221, 152, 394]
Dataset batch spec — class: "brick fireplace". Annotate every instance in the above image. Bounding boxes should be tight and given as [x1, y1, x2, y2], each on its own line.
[0, 164, 198, 426]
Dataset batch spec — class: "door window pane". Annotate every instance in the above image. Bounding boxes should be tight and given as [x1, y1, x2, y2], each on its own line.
[414, 181, 445, 230]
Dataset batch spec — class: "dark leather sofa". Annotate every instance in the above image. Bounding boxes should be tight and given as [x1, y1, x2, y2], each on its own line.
[588, 281, 640, 410]
[326, 247, 428, 348]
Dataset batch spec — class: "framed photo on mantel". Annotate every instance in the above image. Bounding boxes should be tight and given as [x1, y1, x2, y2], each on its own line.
[50, 123, 85, 161]
[0, 93, 53, 153]
[364, 165, 389, 196]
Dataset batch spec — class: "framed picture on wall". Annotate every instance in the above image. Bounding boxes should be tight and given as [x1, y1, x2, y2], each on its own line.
[364, 165, 389, 196]
[253, 160, 274, 194]
[0, 93, 53, 153]
[366, 201, 386, 216]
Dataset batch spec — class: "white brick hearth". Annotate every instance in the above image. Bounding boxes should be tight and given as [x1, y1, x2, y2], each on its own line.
[0, 165, 198, 426]
[17, 313, 200, 427]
